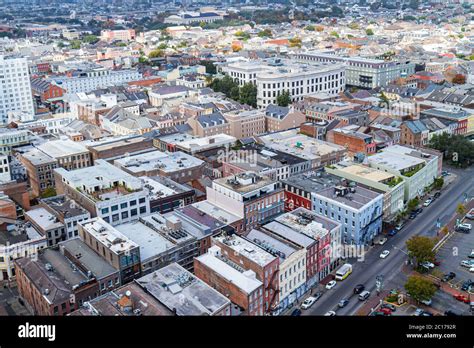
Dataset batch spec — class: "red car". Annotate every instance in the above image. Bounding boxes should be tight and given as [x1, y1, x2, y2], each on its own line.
[379, 307, 392, 315]
[454, 294, 470, 303]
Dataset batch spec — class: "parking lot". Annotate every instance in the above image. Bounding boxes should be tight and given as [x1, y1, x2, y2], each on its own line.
[435, 224, 474, 294]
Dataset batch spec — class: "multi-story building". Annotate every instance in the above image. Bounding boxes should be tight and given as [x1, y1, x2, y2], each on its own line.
[367, 145, 440, 202]
[54, 160, 150, 226]
[246, 228, 306, 315]
[19, 148, 59, 197]
[194, 247, 264, 316]
[79, 218, 141, 284]
[0, 56, 35, 125]
[325, 162, 405, 222]
[39, 195, 91, 239]
[326, 126, 377, 156]
[24, 207, 66, 246]
[223, 109, 266, 139]
[135, 262, 232, 316]
[100, 29, 136, 42]
[114, 150, 205, 184]
[37, 138, 92, 171]
[15, 248, 99, 315]
[312, 185, 384, 245]
[0, 222, 47, 281]
[114, 214, 200, 274]
[221, 58, 345, 108]
[212, 233, 279, 314]
[86, 135, 155, 162]
[291, 52, 415, 89]
[187, 111, 231, 138]
[258, 129, 347, 170]
[420, 107, 470, 136]
[400, 120, 429, 147]
[142, 176, 196, 214]
[0, 128, 32, 154]
[206, 172, 284, 233]
[264, 105, 306, 133]
[51, 68, 141, 94]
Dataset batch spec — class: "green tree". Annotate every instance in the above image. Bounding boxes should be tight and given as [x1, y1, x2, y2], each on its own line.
[407, 198, 419, 212]
[258, 28, 272, 38]
[406, 236, 436, 266]
[40, 187, 57, 199]
[289, 37, 302, 47]
[366, 28, 374, 36]
[348, 22, 359, 30]
[428, 133, 474, 167]
[456, 203, 467, 216]
[70, 40, 81, 49]
[330, 31, 339, 38]
[148, 49, 164, 58]
[239, 83, 257, 108]
[404, 275, 437, 302]
[305, 25, 315, 31]
[200, 60, 217, 75]
[276, 90, 292, 107]
[82, 34, 98, 44]
[433, 177, 444, 190]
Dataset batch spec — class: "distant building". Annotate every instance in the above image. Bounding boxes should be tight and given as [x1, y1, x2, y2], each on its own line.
[100, 29, 136, 42]
[164, 12, 224, 25]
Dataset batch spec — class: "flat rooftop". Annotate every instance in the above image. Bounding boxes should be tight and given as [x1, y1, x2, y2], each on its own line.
[176, 134, 237, 152]
[246, 229, 299, 262]
[274, 207, 338, 240]
[368, 150, 426, 172]
[21, 148, 55, 166]
[25, 207, 64, 231]
[335, 163, 395, 182]
[191, 201, 241, 226]
[314, 185, 382, 210]
[259, 129, 345, 161]
[141, 176, 193, 200]
[138, 214, 196, 245]
[115, 220, 177, 261]
[59, 238, 117, 280]
[262, 221, 316, 248]
[213, 233, 276, 267]
[37, 139, 88, 158]
[115, 150, 204, 174]
[136, 263, 231, 316]
[282, 170, 342, 193]
[213, 172, 275, 195]
[86, 135, 153, 152]
[196, 252, 262, 294]
[81, 218, 139, 255]
[41, 195, 90, 218]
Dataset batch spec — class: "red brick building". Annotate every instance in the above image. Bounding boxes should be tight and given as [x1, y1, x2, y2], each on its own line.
[327, 128, 376, 156]
[30, 78, 65, 103]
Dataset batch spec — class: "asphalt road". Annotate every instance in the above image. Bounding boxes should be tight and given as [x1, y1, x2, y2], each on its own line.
[302, 166, 474, 316]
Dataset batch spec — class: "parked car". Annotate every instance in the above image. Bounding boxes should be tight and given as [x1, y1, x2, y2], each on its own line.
[313, 292, 323, 301]
[420, 261, 435, 269]
[291, 308, 302, 316]
[381, 303, 396, 312]
[421, 311, 433, 316]
[468, 250, 474, 259]
[338, 299, 349, 308]
[460, 260, 474, 268]
[414, 208, 423, 215]
[409, 212, 417, 219]
[458, 223, 472, 230]
[414, 308, 424, 316]
[395, 222, 405, 231]
[301, 297, 317, 310]
[324, 311, 336, 316]
[326, 280, 336, 290]
[465, 208, 474, 220]
[420, 298, 432, 306]
[456, 225, 471, 233]
[461, 279, 473, 292]
[433, 191, 441, 199]
[377, 237, 388, 245]
[388, 229, 397, 236]
[454, 294, 470, 303]
[379, 307, 392, 315]
[380, 250, 390, 259]
[442, 272, 456, 282]
[353, 284, 365, 294]
[358, 290, 371, 301]
[423, 199, 433, 207]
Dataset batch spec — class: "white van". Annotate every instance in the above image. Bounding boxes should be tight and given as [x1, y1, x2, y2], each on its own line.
[359, 290, 370, 301]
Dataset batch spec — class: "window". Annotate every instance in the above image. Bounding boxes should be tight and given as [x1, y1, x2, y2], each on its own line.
[130, 200, 137, 206]
[139, 197, 145, 204]
[120, 203, 127, 209]
[131, 208, 138, 217]
[121, 211, 128, 219]
[101, 208, 109, 214]
[111, 205, 118, 212]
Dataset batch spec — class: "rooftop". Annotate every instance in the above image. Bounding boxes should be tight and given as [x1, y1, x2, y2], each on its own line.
[37, 138, 88, 158]
[314, 185, 382, 210]
[115, 150, 204, 174]
[135, 263, 231, 316]
[176, 134, 236, 153]
[246, 229, 299, 262]
[40, 195, 90, 219]
[334, 163, 395, 183]
[213, 172, 275, 195]
[21, 148, 56, 166]
[282, 169, 342, 193]
[196, 251, 262, 294]
[213, 233, 276, 267]
[25, 208, 64, 231]
[80, 218, 139, 255]
[140, 176, 193, 200]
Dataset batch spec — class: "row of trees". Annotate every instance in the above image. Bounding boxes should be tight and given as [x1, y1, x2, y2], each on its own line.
[209, 76, 257, 108]
[428, 133, 474, 167]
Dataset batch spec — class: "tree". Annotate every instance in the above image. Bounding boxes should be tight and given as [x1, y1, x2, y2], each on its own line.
[200, 60, 217, 75]
[456, 203, 467, 216]
[406, 236, 436, 266]
[148, 49, 164, 58]
[276, 90, 292, 107]
[348, 22, 359, 30]
[407, 198, 419, 212]
[366, 28, 374, 36]
[330, 31, 339, 38]
[82, 34, 98, 44]
[452, 74, 466, 84]
[69, 40, 81, 49]
[404, 275, 437, 302]
[305, 25, 315, 31]
[433, 177, 444, 190]
[40, 187, 57, 199]
[258, 28, 272, 38]
[428, 133, 474, 167]
[289, 37, 302, 48]
[239, 83, 257, 108]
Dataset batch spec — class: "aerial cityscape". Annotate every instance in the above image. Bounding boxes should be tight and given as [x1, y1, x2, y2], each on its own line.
[0, 0, 474, 335]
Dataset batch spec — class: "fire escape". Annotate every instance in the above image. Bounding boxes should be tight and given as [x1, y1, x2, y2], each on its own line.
[266, 268, 280, 314]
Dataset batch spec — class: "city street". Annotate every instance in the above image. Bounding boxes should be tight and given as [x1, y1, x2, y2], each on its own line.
[302, 166, 474, 316]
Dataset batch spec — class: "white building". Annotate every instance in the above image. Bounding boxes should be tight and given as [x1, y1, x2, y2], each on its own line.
[51, 68, 141, 94]
[0, 56, 35, 125]
[367, 145, 440, 202]
[54, 160, 150, 226]
[220, 58, 345, 108]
